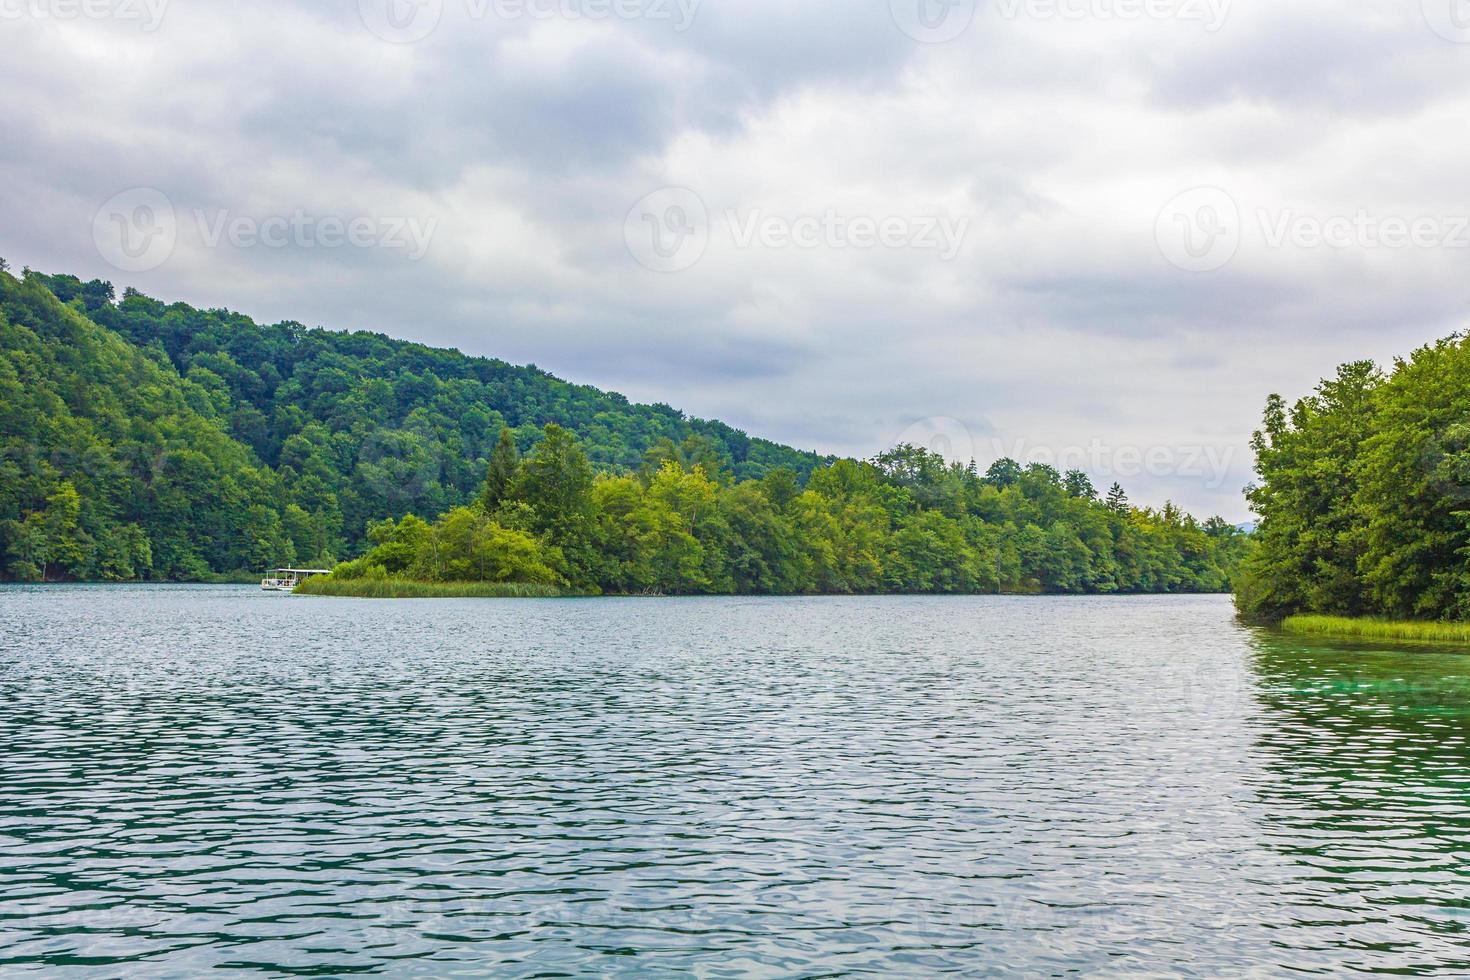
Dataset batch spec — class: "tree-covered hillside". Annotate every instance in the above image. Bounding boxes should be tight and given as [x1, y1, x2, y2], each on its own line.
[0, 270, 289, 578]
[22, 269, 824, 563]
[2, 265, 1249, 591]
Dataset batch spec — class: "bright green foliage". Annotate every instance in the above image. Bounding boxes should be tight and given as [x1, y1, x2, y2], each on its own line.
[1238, 337, 1470, 622]
[329, 508, 558, 586]
[1, 268, 1248, 593]
[6, 482, 92, 581]
[411, 508, 561, 585]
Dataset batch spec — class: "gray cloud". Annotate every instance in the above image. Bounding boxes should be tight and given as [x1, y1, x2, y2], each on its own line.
[3, 0, 1469, 520]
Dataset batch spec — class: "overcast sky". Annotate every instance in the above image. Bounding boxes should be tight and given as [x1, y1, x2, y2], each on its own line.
[4, 0, 1470, 519]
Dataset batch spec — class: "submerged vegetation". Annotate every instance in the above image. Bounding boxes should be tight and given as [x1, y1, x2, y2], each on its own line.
[1, 265, 1249, 594]
[1281, 615, 1470, 646]
[1237, 333, 1470, 624]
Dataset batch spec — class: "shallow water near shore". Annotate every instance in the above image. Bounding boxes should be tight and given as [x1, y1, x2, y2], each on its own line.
[1, 587, 1467, 975]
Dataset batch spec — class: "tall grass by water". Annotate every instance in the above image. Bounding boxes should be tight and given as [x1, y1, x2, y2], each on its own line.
[294, 577, 567, 599]
[1283, 614, 1470, 645]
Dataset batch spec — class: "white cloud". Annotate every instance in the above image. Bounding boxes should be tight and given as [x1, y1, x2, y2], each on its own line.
[3, 0, 1467, 520]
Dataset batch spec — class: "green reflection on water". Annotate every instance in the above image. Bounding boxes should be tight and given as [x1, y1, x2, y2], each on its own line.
[1242, 627, 1470, 971]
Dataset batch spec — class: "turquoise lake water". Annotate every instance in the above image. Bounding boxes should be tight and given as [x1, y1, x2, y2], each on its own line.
[1, 588, 1467, 975]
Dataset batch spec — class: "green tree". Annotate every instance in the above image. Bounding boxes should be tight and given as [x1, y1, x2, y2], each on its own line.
[40, 482, 88, 580]
[479, 426, 520, 512]
[760, 467, 801, 510]
[1237, 361, 1380, 620]
[1064, 470, 1096, 500]
[511, 424, 593, 530]
[1105, 483, 1129, 513]
[985, 458, 1023, 488]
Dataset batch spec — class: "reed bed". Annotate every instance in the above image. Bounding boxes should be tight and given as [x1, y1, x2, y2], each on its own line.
[1282, 614, 1470, 645]
[294, 577, 567, 599]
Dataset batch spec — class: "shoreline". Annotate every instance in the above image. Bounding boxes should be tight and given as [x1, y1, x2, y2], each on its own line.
[292, 579, 1235, 600]
[0, 580, 1238, 599]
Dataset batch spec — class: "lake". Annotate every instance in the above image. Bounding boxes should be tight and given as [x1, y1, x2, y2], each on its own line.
[1, 588, 1467, 975]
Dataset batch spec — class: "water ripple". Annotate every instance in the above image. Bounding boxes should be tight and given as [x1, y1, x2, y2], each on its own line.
[0, 588, 1467, 975]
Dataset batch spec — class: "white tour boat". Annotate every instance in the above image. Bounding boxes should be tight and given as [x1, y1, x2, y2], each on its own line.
[261, 568, 331, 592]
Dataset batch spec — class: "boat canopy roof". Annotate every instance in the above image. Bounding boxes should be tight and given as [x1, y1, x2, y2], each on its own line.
[273, 568, 332, 575]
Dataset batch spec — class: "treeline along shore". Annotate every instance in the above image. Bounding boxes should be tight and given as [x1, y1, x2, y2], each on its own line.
[0, 263, 1248, 594]
[1239, 331, 1470, 635]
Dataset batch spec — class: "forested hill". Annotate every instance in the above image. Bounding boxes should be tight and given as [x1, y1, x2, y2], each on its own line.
[1, 266, 1249, 591]
[0, 267, 822, 576]
[0, 268, 291, 579]
[45, 273, 822, 485]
